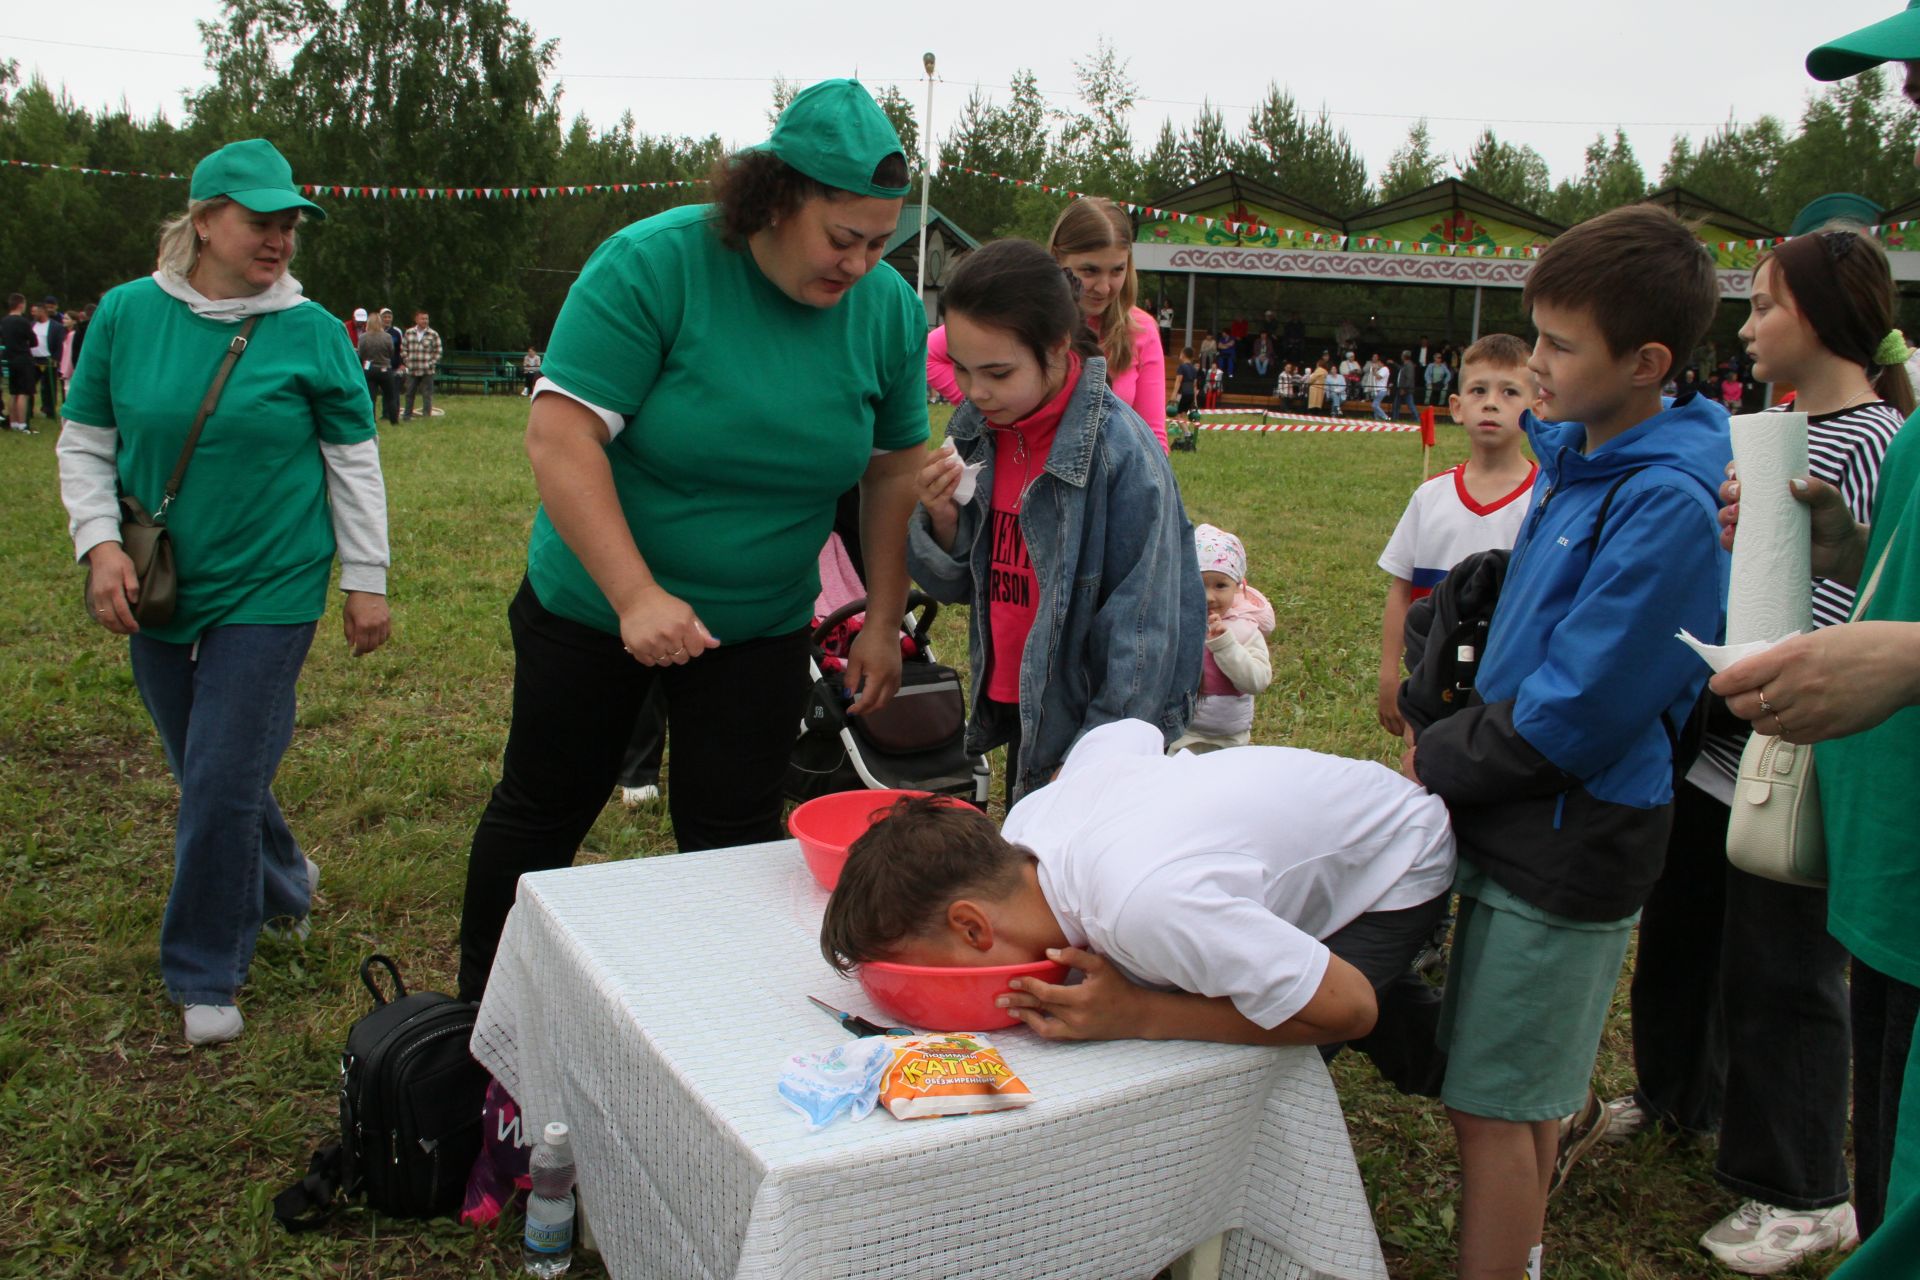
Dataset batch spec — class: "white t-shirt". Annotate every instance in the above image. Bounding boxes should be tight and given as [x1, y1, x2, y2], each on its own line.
[1158, 307, 1174, 329]
[1002, 720, 1456, 1030]
[30, 320, 50, 359]
[1378, 462, 1537, 599]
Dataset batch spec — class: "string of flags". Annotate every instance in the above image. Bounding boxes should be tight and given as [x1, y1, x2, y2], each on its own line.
[12, 156, 1920, 251]
[2, 158, 707, 199]
[1708, 223, 1920, 253]
[955, 167, 1920, 258]
[296, 180, 706, 200]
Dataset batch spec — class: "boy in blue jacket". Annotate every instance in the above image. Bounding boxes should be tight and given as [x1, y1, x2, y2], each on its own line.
[1402, 204, 1730, 1279]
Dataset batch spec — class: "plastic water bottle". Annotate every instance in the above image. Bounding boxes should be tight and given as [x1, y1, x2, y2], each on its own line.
[522, 1121, 576, 1277]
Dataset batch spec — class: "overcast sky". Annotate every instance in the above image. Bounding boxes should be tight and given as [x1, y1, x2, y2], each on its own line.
[6, 1, 1910, 198]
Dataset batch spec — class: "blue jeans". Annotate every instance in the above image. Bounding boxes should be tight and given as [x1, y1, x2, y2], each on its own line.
[1370, 389, 1388, 420]
[130, 622, 317, 1005]
[1391, 387, 1417, 419]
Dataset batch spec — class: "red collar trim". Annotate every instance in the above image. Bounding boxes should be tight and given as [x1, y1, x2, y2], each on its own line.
[1452, 460, 1538, 516]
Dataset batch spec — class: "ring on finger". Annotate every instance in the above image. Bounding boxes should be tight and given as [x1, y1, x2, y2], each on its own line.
[1758, 693, 1776, 715]
[1771, 711, 1788, 737]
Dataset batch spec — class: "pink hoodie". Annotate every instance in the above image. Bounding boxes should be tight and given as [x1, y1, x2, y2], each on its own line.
[1200, 584, 1275, 697]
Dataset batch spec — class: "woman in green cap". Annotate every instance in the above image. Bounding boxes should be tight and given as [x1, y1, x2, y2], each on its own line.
[457, 79, 928, 1002]
[56, 137, 391, 1047]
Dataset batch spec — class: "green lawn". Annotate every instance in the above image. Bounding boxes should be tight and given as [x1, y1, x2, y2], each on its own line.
[0, 398, 1832, 1278]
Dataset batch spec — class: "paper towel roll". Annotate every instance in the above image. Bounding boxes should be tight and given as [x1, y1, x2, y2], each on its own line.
[1727, 411, 1812, 645]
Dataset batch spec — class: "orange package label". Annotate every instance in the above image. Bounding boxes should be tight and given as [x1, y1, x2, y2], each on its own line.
[879, 1033, 1036, 1120]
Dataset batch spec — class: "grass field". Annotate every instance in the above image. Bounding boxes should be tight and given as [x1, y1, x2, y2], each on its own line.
[0, 397, 1835, 1279]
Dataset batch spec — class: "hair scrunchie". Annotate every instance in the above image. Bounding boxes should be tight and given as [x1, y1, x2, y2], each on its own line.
[1875, 329, 1911, 368]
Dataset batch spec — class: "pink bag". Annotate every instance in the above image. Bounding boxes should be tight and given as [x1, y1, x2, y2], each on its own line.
[460, 1077, 535, 1227]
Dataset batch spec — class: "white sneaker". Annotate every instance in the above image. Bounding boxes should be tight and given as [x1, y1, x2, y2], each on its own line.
[261, 916, 311, 944]
[1602, 1094, 1648, 1143]
[262, 855, 321, 943]
[183, 1004, 244, 1046]
[1700, 1200, 1858, 1274]
[620, 783, 661, 807]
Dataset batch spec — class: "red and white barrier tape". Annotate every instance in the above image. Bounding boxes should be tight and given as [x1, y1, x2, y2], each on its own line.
[1189, 416, 1420, 433]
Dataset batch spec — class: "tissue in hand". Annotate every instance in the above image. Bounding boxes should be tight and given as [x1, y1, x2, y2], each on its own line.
[952, 459, 986, 506]
[777, 1036, 895, 1131]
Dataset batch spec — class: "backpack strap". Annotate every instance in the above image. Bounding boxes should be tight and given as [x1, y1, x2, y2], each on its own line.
[272, 1140, 346, 1234]
[1591, 464, 1717, 778]
[1590, 465, 1648, 541]
[360, 953, 407, 1005]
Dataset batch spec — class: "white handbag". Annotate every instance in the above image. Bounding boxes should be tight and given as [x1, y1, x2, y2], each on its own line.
[1725, 526, 1900, 887]
[1726, 732, 1826, 886]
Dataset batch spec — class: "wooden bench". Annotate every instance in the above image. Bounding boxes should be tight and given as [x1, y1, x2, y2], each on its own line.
[436, 353, 525, 395]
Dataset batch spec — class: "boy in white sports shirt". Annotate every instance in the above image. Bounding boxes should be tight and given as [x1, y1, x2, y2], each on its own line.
[821, 719, 1455, 1081]
[1376, 333, 1540, 734]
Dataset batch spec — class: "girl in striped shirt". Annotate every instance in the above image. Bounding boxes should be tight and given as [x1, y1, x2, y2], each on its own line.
[1609, 226, 1909, 1269]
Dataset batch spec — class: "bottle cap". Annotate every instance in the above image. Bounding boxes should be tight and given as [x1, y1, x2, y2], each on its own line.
[545, 1121, 569, 1144]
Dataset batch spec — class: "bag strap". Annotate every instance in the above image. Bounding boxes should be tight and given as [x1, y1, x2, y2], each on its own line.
[360, 953, 407, 1006]
[156, 315, 258, 522]
[1852, 523, 1901, 619]
[272, 1140, 345, 1234]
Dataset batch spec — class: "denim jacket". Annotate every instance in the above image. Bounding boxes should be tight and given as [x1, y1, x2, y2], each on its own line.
[907, 356, 1205, 800]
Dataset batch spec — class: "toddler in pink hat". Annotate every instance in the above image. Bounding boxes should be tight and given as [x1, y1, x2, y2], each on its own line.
[1172, 523, 1276, 752]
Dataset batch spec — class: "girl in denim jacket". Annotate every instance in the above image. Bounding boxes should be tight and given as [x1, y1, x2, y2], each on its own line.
[909, 239, 1205, 803]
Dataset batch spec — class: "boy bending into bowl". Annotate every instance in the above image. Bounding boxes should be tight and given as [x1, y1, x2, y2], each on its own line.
[822, 719, 1455, 1090]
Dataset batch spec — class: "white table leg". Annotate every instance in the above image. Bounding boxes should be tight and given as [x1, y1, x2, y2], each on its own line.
[1170, 1232, 1225, 1280]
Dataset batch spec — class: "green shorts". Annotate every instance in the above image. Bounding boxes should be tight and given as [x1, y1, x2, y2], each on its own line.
[1437, 861, 1636, 1122]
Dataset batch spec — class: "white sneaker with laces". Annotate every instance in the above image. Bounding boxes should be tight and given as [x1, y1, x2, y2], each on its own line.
[1603, 1094, 1648, 1143]
[183, 1004, 244, 1046]
[1699, 1200, 1858, 1275]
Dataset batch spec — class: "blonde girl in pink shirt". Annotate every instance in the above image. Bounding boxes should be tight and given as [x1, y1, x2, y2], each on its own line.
[929, 198, 1168, 449]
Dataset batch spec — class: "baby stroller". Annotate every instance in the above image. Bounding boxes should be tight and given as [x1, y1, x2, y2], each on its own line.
[785, 537, 990, 805]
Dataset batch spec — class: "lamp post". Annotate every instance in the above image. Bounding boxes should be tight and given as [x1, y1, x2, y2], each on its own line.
[915, 51, 936, 313]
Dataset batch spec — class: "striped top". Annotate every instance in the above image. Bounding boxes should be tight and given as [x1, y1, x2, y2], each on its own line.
[1693, 398, 1906, 793]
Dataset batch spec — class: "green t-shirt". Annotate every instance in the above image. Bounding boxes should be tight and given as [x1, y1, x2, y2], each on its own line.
[63, 278, 376, 644]
[1820, 413, 1920, 987]
[528, 204, 929, 642]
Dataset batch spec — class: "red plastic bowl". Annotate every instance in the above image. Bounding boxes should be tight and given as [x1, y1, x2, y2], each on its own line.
[858, 957, 1071, 1032]
[788, 789, 932, 890]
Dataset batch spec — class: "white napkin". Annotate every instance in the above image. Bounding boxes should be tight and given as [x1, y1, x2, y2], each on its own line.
[1727, 412, 1812, 644]
[952, 459, 986, 505]
[1675, 628, 1800, 675]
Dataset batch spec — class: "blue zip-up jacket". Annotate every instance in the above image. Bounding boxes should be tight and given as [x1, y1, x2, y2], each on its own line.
[1415, 393, 1731, 920]
[907, 356, 1206, 801]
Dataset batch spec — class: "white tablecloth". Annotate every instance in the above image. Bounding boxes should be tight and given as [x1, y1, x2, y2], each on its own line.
[472, 842, 1388, 1280]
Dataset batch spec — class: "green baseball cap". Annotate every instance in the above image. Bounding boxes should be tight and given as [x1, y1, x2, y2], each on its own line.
[1789, 192, 1887, 235]
[1808, 0, 1920, 81]
[190, 138, 327, 220]
[753, 79, 910, 199]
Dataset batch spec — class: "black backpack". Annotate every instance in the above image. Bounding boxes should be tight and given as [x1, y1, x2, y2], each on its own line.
[1400, 467, 1711, 778]
[274, 955, 488, 1232]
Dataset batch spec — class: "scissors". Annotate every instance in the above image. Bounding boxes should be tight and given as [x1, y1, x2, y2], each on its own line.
[807, 995, 914, 1038]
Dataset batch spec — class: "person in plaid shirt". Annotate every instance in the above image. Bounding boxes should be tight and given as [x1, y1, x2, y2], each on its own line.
[400, 310, 442, 421]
